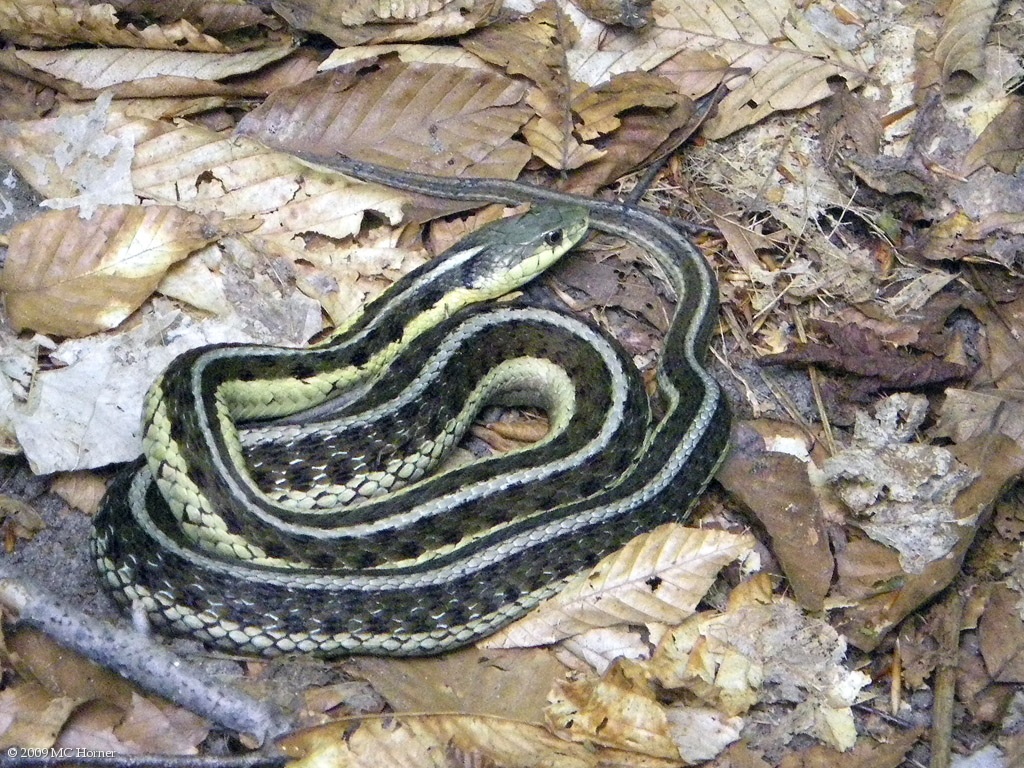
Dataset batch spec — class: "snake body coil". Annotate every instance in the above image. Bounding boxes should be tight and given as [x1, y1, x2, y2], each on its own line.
[92, 159, 729, 656]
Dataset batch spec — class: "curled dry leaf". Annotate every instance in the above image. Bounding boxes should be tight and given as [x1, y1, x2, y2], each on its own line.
[0, 0, 230, 51]
[272, 0, 502, 48]
[0, 205, 221, 337]
[822, 395, 978, 574]
[485, 524, 755, 649]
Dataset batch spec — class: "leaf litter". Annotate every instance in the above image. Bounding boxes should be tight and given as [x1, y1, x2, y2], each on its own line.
[1, 0, 1024, 765]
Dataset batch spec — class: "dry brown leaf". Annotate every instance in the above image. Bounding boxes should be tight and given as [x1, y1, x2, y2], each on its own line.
[656, 50, 732, 100]
[5, 629, 135, 710]
[934, 0, 999, 85]
[237, 59, 533, 212]
[0, 205, 220, 337]
[979, 584, 1024, 683]
[4, 46, 295, 99]
[100, 1, 279, 36]
[716, 421, 832, 611]
[460, 2, 571, 98]
[522, 69, 689, 173]
[485, 524, 755, 649]
[113, 694, 209, 755]
[279, 713, 685, 768]
[573, 0, 651, 28]
[347, 647, 564, 723]
[933, 389, 1024, 446]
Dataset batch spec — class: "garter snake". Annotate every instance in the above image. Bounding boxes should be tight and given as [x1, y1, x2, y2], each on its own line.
[92, 156, 729, 656]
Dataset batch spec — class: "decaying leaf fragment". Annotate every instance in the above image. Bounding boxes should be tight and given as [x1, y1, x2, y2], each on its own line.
[820, 394, 978, 574]
[646, 575, 869, 752]
[0, 205, 222, 337]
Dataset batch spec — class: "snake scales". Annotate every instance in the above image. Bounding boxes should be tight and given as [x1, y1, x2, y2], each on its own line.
[92, 157, 729, 656]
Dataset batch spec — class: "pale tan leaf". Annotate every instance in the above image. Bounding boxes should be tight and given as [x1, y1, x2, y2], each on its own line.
[279, 713, 686, 768]
[704, 50, 855, 140]
[522, 113, 605, 171]
[6, 46, 294, 98]
[547, 662, 680, 760]
[0, 0, 233, 51]
[0, 205, 220, 337]
[564, 4, 692, 87]
[237, 60, 533, 194]
[655, 0, 868, 138]
[934, 0, 999, 84]
[48, 472, 108, 515]
[485, 525, 756, 649]
[273, 0, 502, 47]
[156, 249, 231, 316]
[321, 43, 488, 71]
[664, 706, 744, 764]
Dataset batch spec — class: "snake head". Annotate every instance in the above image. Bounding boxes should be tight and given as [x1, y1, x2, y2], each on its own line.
[455, 204, 589, 295]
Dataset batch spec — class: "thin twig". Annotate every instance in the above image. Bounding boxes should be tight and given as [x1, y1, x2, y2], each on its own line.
[929, 587, 965, 768]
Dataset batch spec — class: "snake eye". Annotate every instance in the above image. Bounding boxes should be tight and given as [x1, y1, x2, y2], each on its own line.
[544, 230, 564, 247]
